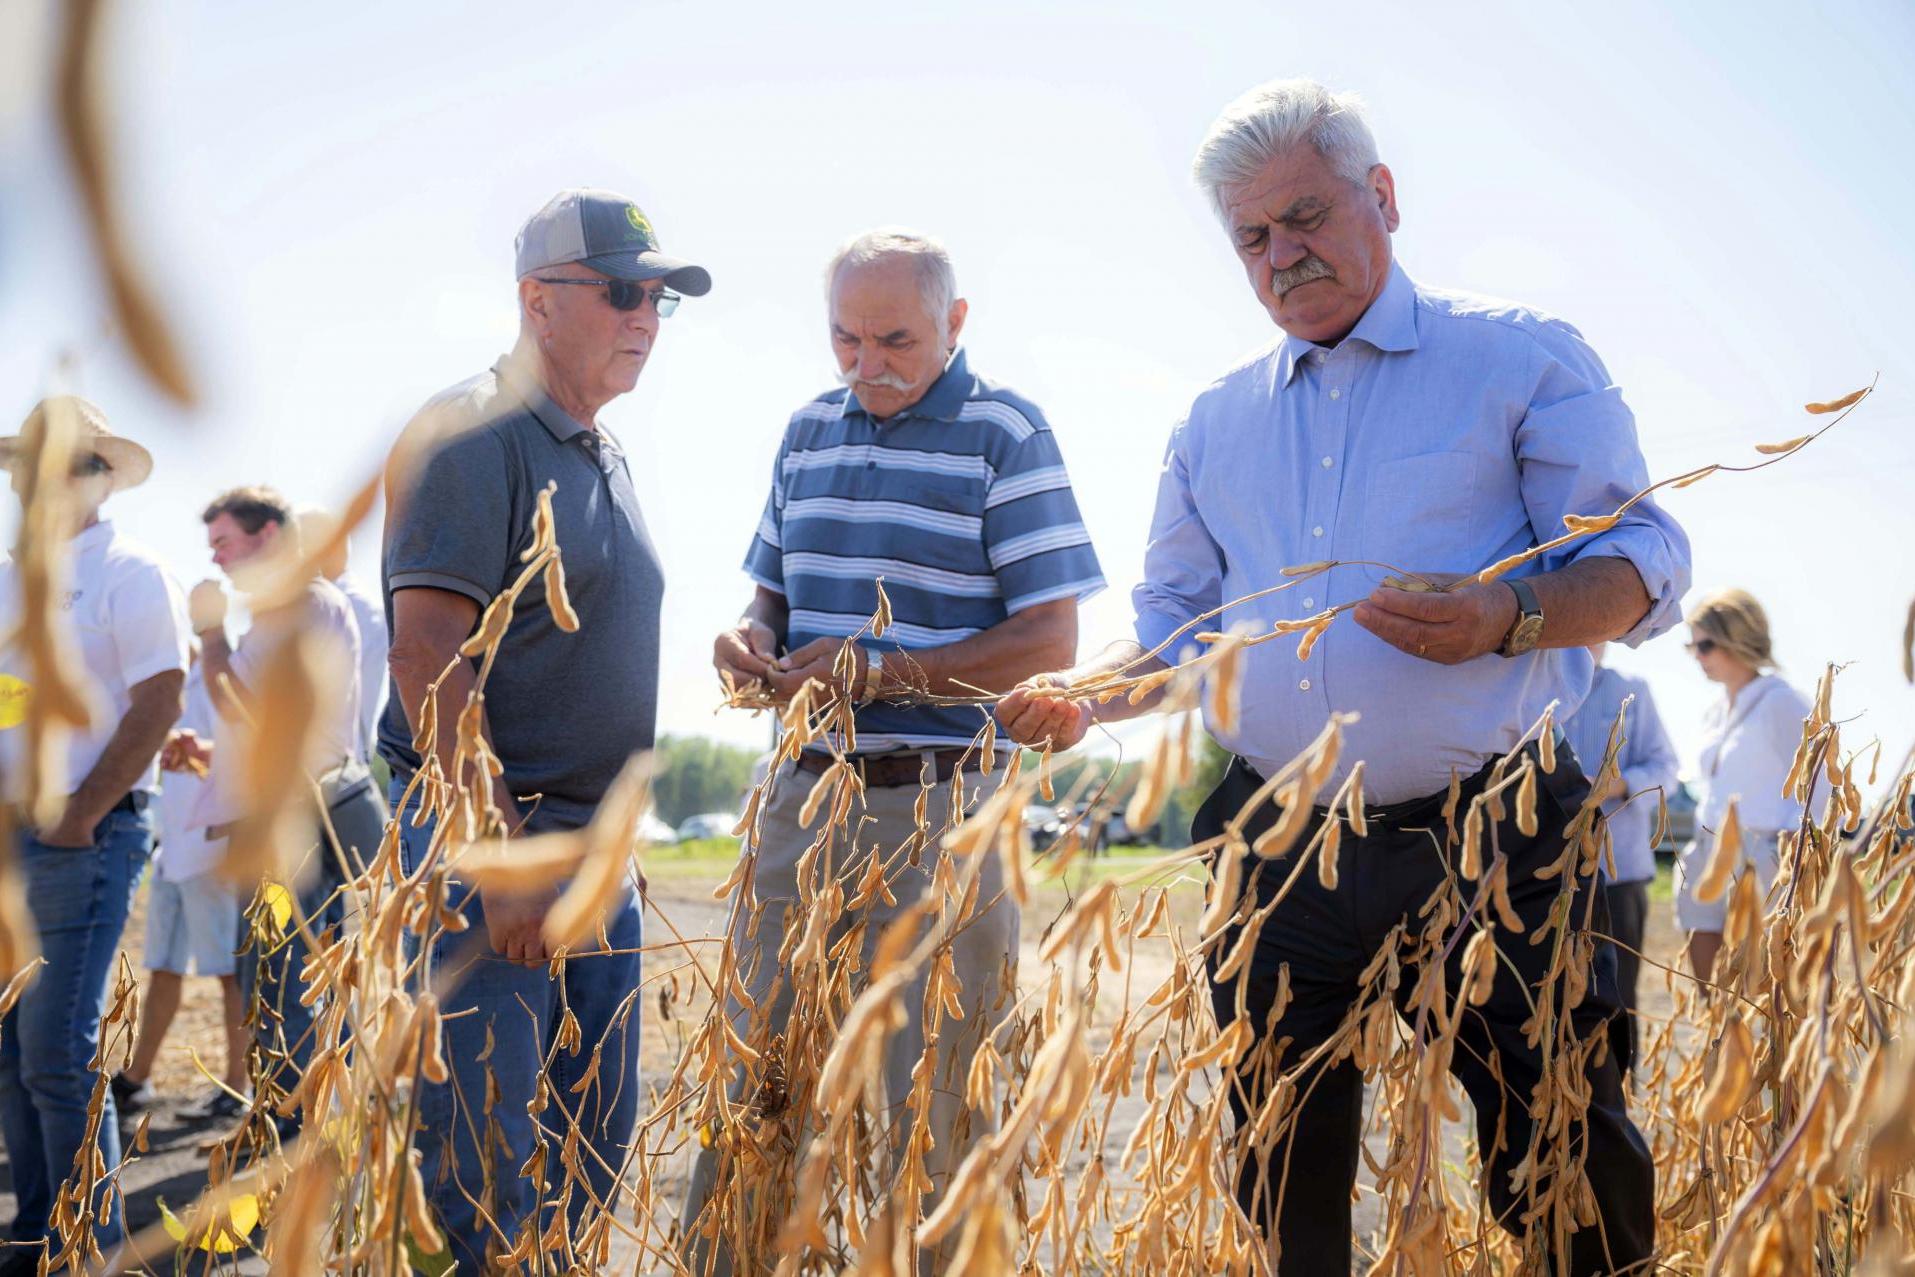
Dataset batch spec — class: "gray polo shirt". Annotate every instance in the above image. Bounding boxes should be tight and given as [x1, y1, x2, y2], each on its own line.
[378, 357, 664, 832]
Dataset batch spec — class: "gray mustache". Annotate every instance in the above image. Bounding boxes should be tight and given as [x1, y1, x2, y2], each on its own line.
[836, 366, 917, 393]
[1275, 255, 1336, 296]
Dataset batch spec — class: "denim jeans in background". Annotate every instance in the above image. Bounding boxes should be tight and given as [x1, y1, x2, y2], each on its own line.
[389, 779, 643, 1272]
[238, 776, 387, 1128]
[0, 806, 153, 1247]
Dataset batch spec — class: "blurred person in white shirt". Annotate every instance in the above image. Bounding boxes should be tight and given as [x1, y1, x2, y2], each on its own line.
[1674, 589, 1811, 981]
[109, 645, 249, 1121]
[296, 506, 387, 763]
[184, 486, 386, 1131]
[0, 398, 187, 1263]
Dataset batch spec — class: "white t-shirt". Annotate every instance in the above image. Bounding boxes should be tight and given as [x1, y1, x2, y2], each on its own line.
[196, 577, 361, 827]
[155, 664, 226, 881]
[0, 520, 190, 801]
[1696, 673, 1813, 835]
[334, 571, 387, 762]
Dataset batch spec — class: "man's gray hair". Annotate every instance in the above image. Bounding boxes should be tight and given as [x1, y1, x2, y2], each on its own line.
[825, 228, 958, 333]
[1192, 79, 1381, 222]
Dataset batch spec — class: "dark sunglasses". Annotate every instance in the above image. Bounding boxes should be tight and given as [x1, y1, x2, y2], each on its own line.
[534, 277, 680, 317]
[1686, 637, 1718, 655]
[70, 453, 112, 477]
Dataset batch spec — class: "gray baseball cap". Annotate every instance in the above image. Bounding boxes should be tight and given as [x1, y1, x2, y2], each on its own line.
[514, 188, 712, 296]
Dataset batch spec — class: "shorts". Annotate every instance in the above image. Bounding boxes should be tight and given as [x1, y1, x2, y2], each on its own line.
[1674, 827, 1784, 933]
[143, 871, 242, 976]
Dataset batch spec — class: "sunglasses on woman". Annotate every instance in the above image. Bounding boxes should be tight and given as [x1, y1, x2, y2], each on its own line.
[534, 277, 681, 317]
[1685, 637, 1718, 655]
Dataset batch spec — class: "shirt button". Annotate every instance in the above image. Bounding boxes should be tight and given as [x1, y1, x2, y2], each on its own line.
[1320, 456, 1334, 468]
[1312, 525, 1324, 537]
[1303, 597, 1315, 609]
[1299, 678, 1312, 691]
[1329, 388, 1341, 400]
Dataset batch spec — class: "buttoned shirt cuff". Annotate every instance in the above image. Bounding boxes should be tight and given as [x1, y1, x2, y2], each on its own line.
[1569, 527, 1686, 648]
[1134, 606, 1203, 664]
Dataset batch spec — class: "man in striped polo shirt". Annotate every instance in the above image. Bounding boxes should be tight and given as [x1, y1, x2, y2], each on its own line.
[688, 229, 1102, 1271]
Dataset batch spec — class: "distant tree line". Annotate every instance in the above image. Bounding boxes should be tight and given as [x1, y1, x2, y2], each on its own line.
[652, 734, 762, 827]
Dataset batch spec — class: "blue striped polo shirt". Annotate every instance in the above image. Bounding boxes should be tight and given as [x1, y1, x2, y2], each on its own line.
[743, 348, 1104, 753]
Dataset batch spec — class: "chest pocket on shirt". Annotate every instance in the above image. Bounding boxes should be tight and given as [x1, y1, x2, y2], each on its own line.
[892, 473, 978, 514]
[69, 583, 114, 644]
[1362, 451, 1479, 575]
[891, 476, 988, 570]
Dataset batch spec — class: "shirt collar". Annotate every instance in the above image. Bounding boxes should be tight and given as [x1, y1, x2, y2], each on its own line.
[495, 356, 594, 444]
[844, 347, 973, 424]
[1275, 260, 1420, 386]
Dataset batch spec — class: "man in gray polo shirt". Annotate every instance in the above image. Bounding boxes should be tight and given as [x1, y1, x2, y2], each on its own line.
[380, 187, 709, 1269]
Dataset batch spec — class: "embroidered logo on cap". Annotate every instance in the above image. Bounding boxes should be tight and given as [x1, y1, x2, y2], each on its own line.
[624, 205, 657, 246]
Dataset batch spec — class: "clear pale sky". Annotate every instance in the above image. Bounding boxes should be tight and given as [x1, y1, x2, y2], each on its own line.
[2, 0, 1911, 785]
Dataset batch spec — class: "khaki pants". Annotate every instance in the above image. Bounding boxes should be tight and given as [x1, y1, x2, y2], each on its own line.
[681, 757, 1018, 1276]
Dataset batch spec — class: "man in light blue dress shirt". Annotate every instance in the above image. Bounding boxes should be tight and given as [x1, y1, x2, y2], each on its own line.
[1001, 79, 1690, 1275]
[1564, 644, 1680, 1073]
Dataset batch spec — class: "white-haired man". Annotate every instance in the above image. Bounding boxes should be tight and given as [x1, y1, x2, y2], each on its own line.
[381, 188, 708, 1271]
[999, 81, 1688, 1274]
[691, 229, 1104, 1272]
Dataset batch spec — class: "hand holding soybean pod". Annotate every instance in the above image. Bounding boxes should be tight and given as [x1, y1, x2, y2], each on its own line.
[984, 379, 1877, 749]
[678, 380, 1911, 1275]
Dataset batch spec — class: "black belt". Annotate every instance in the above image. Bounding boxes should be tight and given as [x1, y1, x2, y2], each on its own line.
[112, 791, 150, 816]
[1234, 730, 1575, 829]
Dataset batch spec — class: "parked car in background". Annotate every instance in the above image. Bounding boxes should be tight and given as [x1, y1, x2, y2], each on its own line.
[676, 811, 739, 843]
[1029, 800, 1159, 854]
[639, 811, 678, 845]
[1654, 780, 1697, 856]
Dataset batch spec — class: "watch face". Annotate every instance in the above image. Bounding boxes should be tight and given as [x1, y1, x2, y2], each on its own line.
[1508, 614, 1546, 655]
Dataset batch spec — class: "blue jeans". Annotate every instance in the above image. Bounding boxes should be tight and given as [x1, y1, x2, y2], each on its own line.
[0, 807, 153, 1246]
[390, 780, 643, 1271]
[237, 777, 386, 1128]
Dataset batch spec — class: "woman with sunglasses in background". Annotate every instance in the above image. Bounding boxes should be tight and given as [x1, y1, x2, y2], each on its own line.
[1675, 588, 1810, 981]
